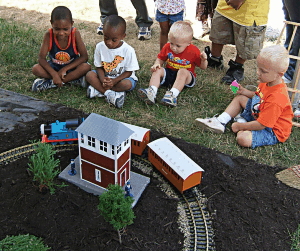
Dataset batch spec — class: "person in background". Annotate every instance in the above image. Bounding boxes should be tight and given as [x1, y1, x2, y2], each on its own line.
[155, 0, 185, 50]
[205, 0, 270, 85]
[97, 0, 153, 40]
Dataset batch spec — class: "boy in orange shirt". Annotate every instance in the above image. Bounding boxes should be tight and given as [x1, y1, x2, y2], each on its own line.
[195, 45, 293, 149]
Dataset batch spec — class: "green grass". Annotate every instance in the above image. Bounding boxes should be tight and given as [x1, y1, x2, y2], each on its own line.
[0, 18, 299, 167]
[290, 225, 300, 251]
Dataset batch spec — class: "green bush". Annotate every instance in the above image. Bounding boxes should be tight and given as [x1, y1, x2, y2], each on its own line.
[98, 184, 135, 244]
[0, 234, 50, 250]
[28, 142, 60, 194]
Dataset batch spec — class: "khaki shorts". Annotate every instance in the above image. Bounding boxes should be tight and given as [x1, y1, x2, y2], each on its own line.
[209, 11, 266, 60]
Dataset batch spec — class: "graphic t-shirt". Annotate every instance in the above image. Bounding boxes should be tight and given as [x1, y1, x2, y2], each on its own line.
[156, 0, 185, 15]
[94, 41, 139, 81]
[157, 43, 201, 77]
[48, 27, 79, 66]
[251, 81, 293, 142]
[216, 0, 270, 26]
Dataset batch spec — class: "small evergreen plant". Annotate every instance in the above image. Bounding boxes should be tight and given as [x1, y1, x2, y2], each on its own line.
[98, 184, 135, 244]
[0, 234, 50, 250]
[28, 142, 60, 195]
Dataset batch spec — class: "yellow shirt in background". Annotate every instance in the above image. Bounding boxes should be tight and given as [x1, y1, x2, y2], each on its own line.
[216, 0, 270, 26]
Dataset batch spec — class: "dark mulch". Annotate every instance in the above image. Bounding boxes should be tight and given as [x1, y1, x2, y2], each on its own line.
[0, 104, 299, 251]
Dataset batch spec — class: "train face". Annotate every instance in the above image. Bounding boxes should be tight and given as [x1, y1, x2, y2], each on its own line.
[41, 118, 84, 144]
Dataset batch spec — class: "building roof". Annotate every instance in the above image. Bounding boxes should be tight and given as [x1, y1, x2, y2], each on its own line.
[120, 122, 150, 142]
[76, 113, 134, 146]
[147, 137, 204, 180]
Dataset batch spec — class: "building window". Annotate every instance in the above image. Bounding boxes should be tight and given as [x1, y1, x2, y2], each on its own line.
[124, 139, 129, 147]
[117, 144, 122, 154]
[81, 134, 84, 144]
[111, 145, 115, 155]
[88, 136, 95, 147]
[95, 169, 101, 182]
[99, 140, 107, 152]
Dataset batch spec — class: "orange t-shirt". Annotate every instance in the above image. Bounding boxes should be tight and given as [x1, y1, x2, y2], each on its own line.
[252, 82, 293, 142]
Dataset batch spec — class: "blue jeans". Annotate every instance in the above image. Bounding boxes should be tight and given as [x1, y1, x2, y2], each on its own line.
[155, 10, 184, 25]
[241, 99, 280, 149]
[282, 0, 300, 80]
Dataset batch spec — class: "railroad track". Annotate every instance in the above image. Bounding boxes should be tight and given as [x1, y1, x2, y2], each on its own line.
[0, 143, 78, 166]
[1, 147, 215, 250]
[132, 155, 215, 251]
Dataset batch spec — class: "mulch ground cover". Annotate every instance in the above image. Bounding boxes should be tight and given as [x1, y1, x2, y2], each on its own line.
[0, 104, 299, 251]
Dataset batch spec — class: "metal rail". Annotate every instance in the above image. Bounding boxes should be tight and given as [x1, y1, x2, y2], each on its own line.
[132, 155, 215, 250]
[0, 143, 78, 166]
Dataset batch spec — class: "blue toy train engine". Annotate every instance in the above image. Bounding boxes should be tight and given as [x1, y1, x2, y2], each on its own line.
[41, 118, 84, 145]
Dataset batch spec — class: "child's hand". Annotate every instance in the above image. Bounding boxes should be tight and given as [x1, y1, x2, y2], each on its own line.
[58, 69, 67, 80]
[200, 52, 207, 61]
[52, 74, 63, 87]
[231, 122, 241, 133]
[151, 64, 161, 72]
[103, 77, 114, 90]
[225, 0, 244, 10]
[236, 84, 246, 95]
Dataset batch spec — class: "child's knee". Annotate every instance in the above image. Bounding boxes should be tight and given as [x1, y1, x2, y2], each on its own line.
[32, 64, 40, 75]
[86, 70, 97, 82]
[236, 131, 252, 148]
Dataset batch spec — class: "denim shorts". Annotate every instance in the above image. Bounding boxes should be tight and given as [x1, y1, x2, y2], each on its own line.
[155, 9, 184, 24]
[93, 69, 136, 91]
[160, 68, 195, 88]
[241, 99, 280, 149]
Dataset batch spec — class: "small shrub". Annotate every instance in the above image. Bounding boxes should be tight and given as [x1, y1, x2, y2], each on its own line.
[0, 234, 50, 250]
[98, 184, 135, 244]
[290, 224, 300, 251]
[28, 142, 60, 194]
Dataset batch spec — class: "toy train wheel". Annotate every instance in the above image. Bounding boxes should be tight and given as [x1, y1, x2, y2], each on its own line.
[51, 142, 57, 146]
[67, 141, 73, 144]
[59, 141, 65, 145]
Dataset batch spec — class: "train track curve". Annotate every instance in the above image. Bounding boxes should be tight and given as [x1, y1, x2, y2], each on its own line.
[132, 155, 215, 251]
[0, 143, 77, 166]
[1, 146, 215, 250]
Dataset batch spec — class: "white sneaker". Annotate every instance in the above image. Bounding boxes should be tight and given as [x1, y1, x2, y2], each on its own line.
[138, 87, 156, 105]
[195, 116, 225, 134]
[32, 78, 57, 92]
[106, 91, 125, 108]
[97, 23, 103, 35]
[87, 86, 104, 98]
[233, 113, 247, 123]
[138, 27, 151, 40]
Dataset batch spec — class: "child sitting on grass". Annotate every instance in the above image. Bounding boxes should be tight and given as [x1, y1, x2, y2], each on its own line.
[32, 6, 91, 92]
[86, 15, 139, 108]
[195, 45, 294, 149]
[138, 21, 207, 107]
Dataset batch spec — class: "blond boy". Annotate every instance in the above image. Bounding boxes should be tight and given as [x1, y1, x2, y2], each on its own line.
[138, 21, 207, 107]
[196, 45, 294, 149]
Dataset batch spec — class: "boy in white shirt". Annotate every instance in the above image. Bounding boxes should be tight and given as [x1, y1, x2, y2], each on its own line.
[86, 15, 139, 108]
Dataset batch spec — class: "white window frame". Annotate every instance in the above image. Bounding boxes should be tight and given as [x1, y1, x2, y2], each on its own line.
[95, 169, 101, 182]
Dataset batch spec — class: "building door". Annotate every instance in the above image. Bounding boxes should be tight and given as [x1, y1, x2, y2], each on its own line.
[120, 168, 126, 187]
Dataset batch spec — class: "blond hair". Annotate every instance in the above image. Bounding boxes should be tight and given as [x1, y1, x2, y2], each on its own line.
[169, 21, 193, 41]
[259, 45, 289, 73]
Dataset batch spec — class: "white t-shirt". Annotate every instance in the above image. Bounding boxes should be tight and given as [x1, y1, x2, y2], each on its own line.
[94, 41, 139, 81]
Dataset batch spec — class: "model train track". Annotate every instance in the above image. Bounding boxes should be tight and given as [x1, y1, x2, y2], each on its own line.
[0, 143, 78, 166]
[132, 155, 215, 251]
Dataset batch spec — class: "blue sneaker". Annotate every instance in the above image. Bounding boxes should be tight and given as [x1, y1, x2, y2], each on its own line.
[97, 23, 103, 35]
[138, 87, 156, 105]
[69, 76, 87, 88]
[160, 91, 177, 107]
[32, 78, 56, 92]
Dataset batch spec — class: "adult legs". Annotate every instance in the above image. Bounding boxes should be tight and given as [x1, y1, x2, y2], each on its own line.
[130, 0, 153, 28]
[99, 0, 118, 23]
[282, 0, 300, 108]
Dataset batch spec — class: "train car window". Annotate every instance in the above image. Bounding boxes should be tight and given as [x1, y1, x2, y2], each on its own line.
[133, 141, 136, 146]
[99, 140, 108, 153]
[137, 142, 140, 147]
[88, 136, 95, 148]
